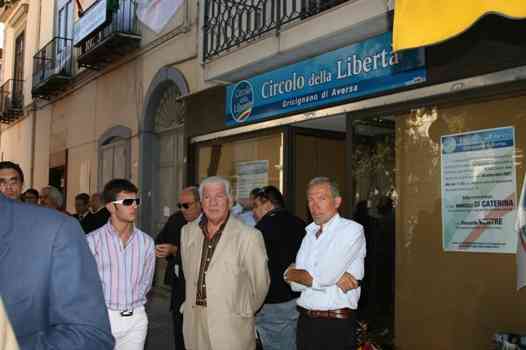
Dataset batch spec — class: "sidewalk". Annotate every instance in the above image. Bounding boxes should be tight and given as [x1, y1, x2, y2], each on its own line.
[145, 287, 174, 350]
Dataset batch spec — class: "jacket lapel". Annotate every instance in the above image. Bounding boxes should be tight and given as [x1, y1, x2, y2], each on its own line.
[186, 223, 204, 279]
[0, 195, 14, 263]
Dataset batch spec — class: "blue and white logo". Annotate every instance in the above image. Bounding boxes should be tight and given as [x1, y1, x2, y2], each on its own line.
[442, 137, 457, 154]
[231, 81, 254, 123]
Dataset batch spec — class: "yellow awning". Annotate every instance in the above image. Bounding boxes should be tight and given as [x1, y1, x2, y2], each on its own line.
[393, 1, 526, 52]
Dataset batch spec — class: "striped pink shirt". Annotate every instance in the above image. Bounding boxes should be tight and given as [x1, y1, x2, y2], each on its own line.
[86, 222, 155, 311]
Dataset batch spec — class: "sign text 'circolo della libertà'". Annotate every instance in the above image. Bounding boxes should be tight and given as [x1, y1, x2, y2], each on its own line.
[226, 32, 426, 125]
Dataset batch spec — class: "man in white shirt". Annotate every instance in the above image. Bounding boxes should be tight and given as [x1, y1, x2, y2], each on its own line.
[285, 177, 366, 350]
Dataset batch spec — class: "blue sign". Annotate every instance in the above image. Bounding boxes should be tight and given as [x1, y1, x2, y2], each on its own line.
[226, 32, 427, 126]
[441, 127, 515, 154]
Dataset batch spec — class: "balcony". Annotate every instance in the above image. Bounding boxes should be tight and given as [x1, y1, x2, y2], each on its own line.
[202, 0, 390, 82]
[32, 37, 73, 98]
[0, 79, 24, 123]
[203, 0, 350, 61]
[75, 0, 141, 69]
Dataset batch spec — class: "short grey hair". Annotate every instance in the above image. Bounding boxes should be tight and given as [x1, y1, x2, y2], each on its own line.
[308, 177, 341, 198]
[182, 186, 200, 202]
[43, 185, 64, 208]
[199, 176, 233, 201]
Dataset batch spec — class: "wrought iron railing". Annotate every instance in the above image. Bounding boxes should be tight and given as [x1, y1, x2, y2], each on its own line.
[32, 37, 73, 90]
[203, 0, 349, 60]
[78, 0, 140, 58]
[0, 79, 24, 123]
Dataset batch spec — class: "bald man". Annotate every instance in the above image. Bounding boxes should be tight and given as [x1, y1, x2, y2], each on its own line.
[156, 186, 202, 350]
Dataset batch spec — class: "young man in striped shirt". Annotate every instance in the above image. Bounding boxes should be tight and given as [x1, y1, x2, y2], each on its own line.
[87, 179, 155, 350]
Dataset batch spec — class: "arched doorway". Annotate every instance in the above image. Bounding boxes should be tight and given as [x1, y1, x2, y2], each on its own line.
[139, 66, 189, 241]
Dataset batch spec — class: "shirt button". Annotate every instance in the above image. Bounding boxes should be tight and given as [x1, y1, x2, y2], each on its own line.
[202, 284, 206, 287]
[207, 258, 210, 262]
[208, 245, 212, 248]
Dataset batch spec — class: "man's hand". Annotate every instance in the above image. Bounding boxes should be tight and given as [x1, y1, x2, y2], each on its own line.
[336, 272, 359, 293]
[285, 267, 313, 287]
[283, 263, 295, 281]
[155, 244, 177, 258]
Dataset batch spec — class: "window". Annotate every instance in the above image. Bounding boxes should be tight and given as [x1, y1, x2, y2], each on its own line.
[98, 127, 131, 190]
[13, 31, 24, 106]
[196, 132, 284, 205]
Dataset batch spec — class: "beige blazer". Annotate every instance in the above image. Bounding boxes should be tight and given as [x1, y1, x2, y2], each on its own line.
[181, 216, 270, 350]
[0, 298, 19, 350]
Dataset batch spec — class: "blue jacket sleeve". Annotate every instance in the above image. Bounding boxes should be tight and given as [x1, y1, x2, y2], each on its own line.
[19, 217, 115, 350]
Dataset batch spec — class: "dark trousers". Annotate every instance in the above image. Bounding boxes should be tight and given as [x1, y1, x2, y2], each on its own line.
[296, 312, 357, 350]
[172, 310, 185, 350]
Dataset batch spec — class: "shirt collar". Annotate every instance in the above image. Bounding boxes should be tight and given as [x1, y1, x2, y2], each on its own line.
[306, 213, 340, 236]
[199, 212, 230, 236]
[106, 221, 138, 241]
[191, 213, 203, 223]
[261, 207, 285, 220]
[92, 207, 104, 214]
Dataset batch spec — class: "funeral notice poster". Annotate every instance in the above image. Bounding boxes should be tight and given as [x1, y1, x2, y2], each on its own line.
[235, 160, 269, 200]
[441, 127, 517, 253]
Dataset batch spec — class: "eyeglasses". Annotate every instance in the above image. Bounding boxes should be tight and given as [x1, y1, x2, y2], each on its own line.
[0, 178, 20, 188]
[177, 202, 194, 210]
[112, 198, 141, 206]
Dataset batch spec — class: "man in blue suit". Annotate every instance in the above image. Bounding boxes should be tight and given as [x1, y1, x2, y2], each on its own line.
[0, 193, 115, 350]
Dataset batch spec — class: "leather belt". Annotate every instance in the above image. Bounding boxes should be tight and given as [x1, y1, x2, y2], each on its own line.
[297, 306, 354, 320]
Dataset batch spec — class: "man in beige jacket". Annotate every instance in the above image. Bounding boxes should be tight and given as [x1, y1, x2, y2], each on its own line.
[180, 176, 270, 350]
[0, 298, 19, 350]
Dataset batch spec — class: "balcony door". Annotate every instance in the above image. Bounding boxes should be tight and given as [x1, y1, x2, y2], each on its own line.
[13, 31, 25, 108]
[56, 0, 74, 74]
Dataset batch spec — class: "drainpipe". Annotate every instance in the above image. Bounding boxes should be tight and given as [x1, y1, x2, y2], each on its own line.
[29, 0, 42, 187]
[29, 100, 36, 186]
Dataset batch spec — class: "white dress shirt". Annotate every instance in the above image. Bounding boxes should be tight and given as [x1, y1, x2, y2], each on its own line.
[291, 213, 366, 310]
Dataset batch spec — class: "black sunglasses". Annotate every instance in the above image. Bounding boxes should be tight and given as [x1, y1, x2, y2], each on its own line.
[177, 202, 194, 210]
[112, 198, 141, 206]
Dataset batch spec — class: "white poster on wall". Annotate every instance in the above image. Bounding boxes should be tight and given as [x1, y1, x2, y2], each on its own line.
[441, 126, 517, 253]
[235, 160, 269, 200]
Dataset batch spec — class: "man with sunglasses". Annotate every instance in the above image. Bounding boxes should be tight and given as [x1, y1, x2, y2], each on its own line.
[155, 186, 202, 350]
[86, 179, 155, 350]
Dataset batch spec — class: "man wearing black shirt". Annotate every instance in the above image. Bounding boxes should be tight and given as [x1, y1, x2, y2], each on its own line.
[83, 193, 110, 234]
[73, 193, 92, 233]
[156, 186, 201, 350]
[253, 186, 305, 350]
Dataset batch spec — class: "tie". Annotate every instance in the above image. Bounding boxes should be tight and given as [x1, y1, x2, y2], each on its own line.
[315, 227, 323, 239]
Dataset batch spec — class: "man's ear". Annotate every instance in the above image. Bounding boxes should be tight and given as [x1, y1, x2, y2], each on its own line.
[334, 196, 342, 210]
[106, 202, 115, 214]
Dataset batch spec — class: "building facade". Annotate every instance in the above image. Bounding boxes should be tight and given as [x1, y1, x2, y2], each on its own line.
[0, 0, 213, 285]
[1, 0, 525, 348]
[186, 0, 526, 348]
